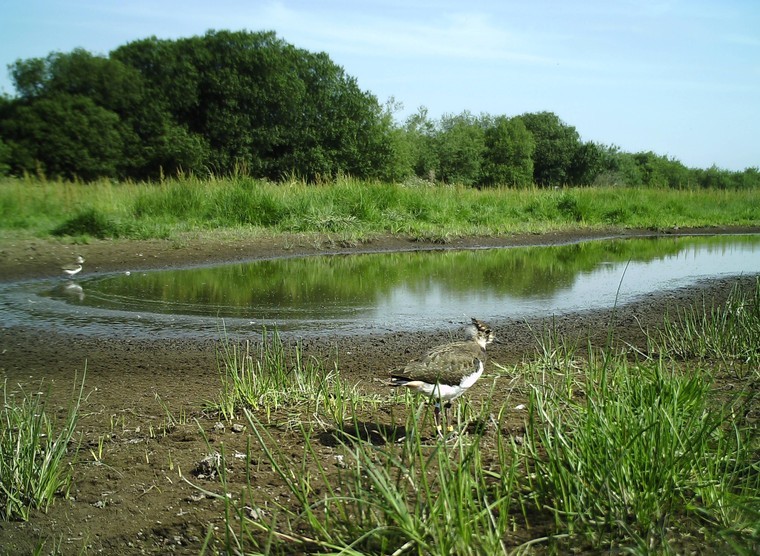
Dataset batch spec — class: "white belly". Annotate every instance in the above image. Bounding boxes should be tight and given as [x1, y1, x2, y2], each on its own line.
[413, 361, 484, 402]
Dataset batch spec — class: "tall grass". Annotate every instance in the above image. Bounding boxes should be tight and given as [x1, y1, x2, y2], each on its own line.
[0, 370, 86, 521]
[2, 175, 758, 241]
[654, 278, 760, 374]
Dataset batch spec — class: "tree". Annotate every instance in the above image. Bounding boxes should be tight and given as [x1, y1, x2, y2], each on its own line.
[434, 111, 486, 186]
[633, 152, 693, 189]
[592, 146, 643, 187]
[4, 48, 197, 179]
[518, 111, 581, 187]
[697, 165, 734, 189]
[0, 94, 128, 180]
[114, 30, 393, 181]
[568, 141, 605, 186]
[735, 167, 760, 189]
[0, 137, 10, 176]
[8, 57, 48, 99]
[481, 116, 535, 187]
[403, 106, 439, 181]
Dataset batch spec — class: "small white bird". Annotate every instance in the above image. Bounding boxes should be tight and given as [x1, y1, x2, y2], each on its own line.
[391, 318, 495, 435]
[61, 256, 85, 278]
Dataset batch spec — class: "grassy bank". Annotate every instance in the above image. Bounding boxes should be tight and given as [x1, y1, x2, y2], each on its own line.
[1, 176, 758, 243]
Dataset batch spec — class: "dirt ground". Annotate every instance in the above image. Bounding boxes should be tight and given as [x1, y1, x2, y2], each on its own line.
[0, 228, 758, 555]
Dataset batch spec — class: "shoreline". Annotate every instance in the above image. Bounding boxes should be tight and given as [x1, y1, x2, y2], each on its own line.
[2, 225, 760, 282]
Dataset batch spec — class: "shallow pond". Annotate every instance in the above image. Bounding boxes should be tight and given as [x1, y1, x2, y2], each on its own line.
[1, 234, 759, 339]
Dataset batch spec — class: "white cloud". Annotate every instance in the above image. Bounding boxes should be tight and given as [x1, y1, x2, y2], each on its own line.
[251, 1, 552, 64]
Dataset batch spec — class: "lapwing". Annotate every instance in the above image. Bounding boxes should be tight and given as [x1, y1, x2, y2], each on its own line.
[391, 318, 494, 435]
[61, 256, 85, 278]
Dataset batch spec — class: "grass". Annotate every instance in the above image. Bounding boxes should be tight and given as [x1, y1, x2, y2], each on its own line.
[653, 277, 760, 375]
[193, 282, 760, 555]
[197, 393, 521, 555]
[211, 326, 384, 426]
[523, 353, 758, 552]
[0, 369, 86, 521]
[2, 189, 758, 551]
[1, 175, 758, 242]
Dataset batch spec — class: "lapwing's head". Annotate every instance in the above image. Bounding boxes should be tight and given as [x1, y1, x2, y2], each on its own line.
[465, 317, 494, 349]
[75, 256, 85, 264]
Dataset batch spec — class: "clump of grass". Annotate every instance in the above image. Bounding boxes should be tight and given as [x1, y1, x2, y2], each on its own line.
[522, 354, 759, 552]
[211, 326, 381, 425]
[654, 278, 760, 373]
[222, 400, 521, 555]
[0, 370, 86, 521]
[51, 207, 121, 238]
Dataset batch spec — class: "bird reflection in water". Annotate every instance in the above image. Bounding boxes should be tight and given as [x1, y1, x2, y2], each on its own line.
[58, 281, 85, 301]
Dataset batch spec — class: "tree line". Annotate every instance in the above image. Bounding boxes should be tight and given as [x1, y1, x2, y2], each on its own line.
[0, 30, 756, 189]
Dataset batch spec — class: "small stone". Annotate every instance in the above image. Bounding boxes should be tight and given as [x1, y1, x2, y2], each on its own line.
[192, 452, 222, 478]
[247, 506, 266, 520]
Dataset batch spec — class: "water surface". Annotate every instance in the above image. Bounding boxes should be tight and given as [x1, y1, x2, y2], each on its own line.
[1, 234, 759, 339]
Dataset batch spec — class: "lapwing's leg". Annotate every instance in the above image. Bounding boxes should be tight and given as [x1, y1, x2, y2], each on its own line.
[434, 403, 444, 437]
[444, 402, 454, 433]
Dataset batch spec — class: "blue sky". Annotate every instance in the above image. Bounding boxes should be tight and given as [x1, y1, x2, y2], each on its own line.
[1, 0, 758, 171]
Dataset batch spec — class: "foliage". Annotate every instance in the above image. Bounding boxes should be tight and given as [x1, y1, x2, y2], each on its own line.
[402, 106, 439, 181]
[0, 94, 129, 180]
[112, 30, 395, 181]
[434, 111, 486, 186]
[518, 111, 582, 186]
[0, 31, 395, 182]
[0, 137, 10, 177]
[481, 115, 535, 187]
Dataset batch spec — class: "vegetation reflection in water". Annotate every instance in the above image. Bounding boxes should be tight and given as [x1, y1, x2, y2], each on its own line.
[75, 235, 760, 326]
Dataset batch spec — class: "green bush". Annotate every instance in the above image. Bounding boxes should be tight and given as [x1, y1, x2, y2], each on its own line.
[51, 207, 120, 238]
